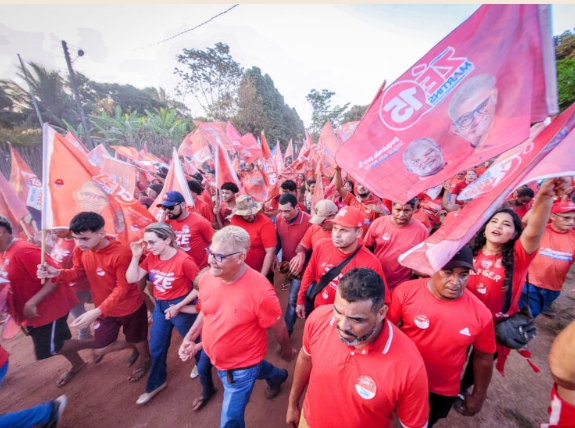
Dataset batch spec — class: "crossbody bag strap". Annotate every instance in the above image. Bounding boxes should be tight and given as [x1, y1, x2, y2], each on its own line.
[317, 245, 363, 290]
[501, 263, 514, 315]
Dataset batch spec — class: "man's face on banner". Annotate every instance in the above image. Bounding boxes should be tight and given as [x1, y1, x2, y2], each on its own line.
[450, 85, 498, 148]
[404, 138, 445, 177]
[74, 181, 109, 214]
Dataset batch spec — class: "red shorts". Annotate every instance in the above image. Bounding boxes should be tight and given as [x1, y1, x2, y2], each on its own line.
[94, 303, 148, 348]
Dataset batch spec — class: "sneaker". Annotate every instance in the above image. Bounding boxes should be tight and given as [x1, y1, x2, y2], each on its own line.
[265, 369, 288, 400]
[190, 365, 199, 379]
[43, 395, 68, 428]
[136, 382, 167, 405]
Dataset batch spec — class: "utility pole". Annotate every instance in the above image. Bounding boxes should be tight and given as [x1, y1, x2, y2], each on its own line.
[61, 40, 94, 150]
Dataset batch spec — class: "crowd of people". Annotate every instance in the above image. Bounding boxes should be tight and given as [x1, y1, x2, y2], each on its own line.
[1, 153, 575, 428]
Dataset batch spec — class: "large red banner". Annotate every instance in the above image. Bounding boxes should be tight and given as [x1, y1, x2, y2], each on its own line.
[8, 144, 42, 211]
[335, 5, 557, 204]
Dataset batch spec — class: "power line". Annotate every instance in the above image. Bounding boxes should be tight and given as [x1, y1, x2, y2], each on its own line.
[138, 4, 239, 50]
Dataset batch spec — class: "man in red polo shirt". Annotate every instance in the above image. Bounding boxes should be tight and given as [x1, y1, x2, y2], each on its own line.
[160, 191, 214, 269]
[276, 193, 311, 336]
[296, 206, 388, 319]
[178, 226, 296, 428]
[230, 195, 277, 278]
[365, 199, 429, 292]
[287, 268, 429, 428]
[213, 182, 239, 229]
[334, 166, 387, 236]
[520, 201, 575, 318]
[388, 246, 496, 426]
[265, 180, 307, 218]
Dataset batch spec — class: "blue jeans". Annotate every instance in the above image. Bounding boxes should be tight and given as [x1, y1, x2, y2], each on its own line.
[217, 360, 285, 428]
[284, 279, 301, 336]
[146, 296, 198, 392]
[0, 401, 52, 428]
[519, 283, 561, 318]
[0, 360, 8, 387]
[198, 350, 215, 398]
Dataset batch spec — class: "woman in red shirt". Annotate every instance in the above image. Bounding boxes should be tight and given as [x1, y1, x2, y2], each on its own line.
[127, 223, 199, 405]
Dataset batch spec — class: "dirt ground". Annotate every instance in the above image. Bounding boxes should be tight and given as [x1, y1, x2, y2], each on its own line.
[1, 269, 573, 428]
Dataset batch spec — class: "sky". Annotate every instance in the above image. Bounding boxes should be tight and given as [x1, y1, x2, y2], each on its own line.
[1, 4, 574, 127]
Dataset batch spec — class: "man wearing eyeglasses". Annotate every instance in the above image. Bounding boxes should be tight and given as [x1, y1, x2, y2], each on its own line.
[403, 137, 446, 178]
[159, 191, 214, 269]
[179, 226, 297, 427]
[448, 74, 498, 150]
[520, 201, 575, 318]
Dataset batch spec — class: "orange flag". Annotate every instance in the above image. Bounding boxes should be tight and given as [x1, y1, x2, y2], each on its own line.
[285, 139, 294, 162]
[8, 144, 43, 211]
[259, 132, 280, 202]
[178, 128, 213, 169]
[310, 161, 324, 213]
[0, 171, 31, 238]
[42, 125, 153, 244]
[64, 131, 89, 154]
[273, 141, 284, 174]
[317, 121, 340, 177]
[110, 145, 140, 163]
[101, 157, 136, 197]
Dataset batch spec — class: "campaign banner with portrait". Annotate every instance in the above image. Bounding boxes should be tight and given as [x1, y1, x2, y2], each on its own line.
[8, 144, 43, 211]
[42, 125, 154, 244]
[335, 4, 557, 204]
[399, 103, 575, 275]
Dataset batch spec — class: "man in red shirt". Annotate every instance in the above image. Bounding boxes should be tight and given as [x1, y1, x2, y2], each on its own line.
[264, 180, 307, 218]
[160, 191, 215, 269]
[38, 212, 151, 383]
[287, 268, 429, 428]
[388, 247, 496, 426]
[1, 216, 87, 387]
[178, 226, 296, 428]
[520, 201, 575, 318]
[187, 179, 216, 224]
[230, 195, 277, 279]
[213, 182, 238, 229]
[296, 206, 388, 319]
[276, 193, 312, 336]
[365, 199, 429, 292]
[503, 186, 535, 221]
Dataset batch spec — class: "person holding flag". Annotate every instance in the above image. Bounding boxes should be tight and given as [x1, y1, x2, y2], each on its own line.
[214, 182, 239, 230]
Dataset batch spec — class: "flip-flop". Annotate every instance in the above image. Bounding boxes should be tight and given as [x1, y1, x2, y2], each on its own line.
[93, 354, 104, 364]
[126, 349, 140, 367]
[57, 362, 87, 387]
[128, 360, 151, 383]
[192, 391, 216, 412]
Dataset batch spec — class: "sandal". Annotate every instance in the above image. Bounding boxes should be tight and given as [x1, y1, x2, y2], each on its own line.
[191, 391, 216, 412]
[128, 360, 151, 383]
[280, 282, 290, 292]
[57, 362, 87, 387]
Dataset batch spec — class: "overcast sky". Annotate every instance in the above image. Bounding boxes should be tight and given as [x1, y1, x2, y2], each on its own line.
[1, 4, 574, 127]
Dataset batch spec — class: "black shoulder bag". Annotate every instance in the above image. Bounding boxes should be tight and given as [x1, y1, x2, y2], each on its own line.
[305, 245, 363, 310]
[494, 273, 537, 349]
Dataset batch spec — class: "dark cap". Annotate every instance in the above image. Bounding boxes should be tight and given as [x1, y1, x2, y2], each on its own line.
[442, 246, 475, 272]
[148, 183, 163, 194]
[156, 191, 185, 207]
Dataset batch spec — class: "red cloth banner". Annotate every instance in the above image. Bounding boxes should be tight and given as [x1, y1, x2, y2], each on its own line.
[8, 144, 42, 211]
[317, 121, 340, 177]
[64, 131, 89, 154]
[336, 5, 557, 204]
[110, 145, 140, 163]
[178, 129, 213, 169]
[259, 132, 280, 202]
[338, 121, 360, 143]
[273, 142, 284, 174]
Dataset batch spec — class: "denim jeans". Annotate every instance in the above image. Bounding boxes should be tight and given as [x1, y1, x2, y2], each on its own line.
[0, 401, 52, 428]
[216, 360, 285, 428]
[284, 279, 301, 336]
[197, 350, 215, 398]
[519, 283, 561, 318]
[0, 360, 8, 387]
[146, 296, 197, 393]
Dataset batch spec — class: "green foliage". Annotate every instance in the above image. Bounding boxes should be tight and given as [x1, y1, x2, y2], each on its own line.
[0, 126, 41, 146]
[175, 42, 243, 121]
[342, 104, 368, 123]
[306, 89, 349, 140]
[555, 30, 575, 60]
[557, 58, 575, 112]
[233, 67, 305, 148]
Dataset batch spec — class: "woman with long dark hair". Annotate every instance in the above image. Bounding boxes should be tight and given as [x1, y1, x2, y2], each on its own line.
[457, 178, 568, 413]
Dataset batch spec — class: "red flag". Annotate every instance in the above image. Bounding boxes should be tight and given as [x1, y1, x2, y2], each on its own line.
[336, 5, 557, 204]
[213, 133, 241, 189]
[399, 103, 575, 275]
[86, 144, 110, 168]
[285, 139, 294, 162]
[259, 132, 280, 202]
[42, 125, 154, 244]
[273, 142, 284, 174]
[178, 128, 212, 169]
[8, 144, 43, 211]
[194, 121, 235, 152]
[101, 157, 137, 197]
[310, 161, 324, 213]
[110, 145, 140, 163]
[64, 131, 89, 154]
[0, 171, 31, 238]
[317, 121, 340, 177]
[338, 121, 360, 143]
[290, 133, 312, 174]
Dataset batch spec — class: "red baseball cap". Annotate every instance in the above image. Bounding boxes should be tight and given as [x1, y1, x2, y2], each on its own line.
[328, 206, 364, 228]
[551, 201, 575, 214]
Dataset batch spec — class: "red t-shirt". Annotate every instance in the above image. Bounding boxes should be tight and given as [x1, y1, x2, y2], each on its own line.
[542, 384, 575, 428]
[0, 344, 8, 368]
[166, 213, 214, 269]
[140, 249, 199, 300]
[299, 225, 331, 250]
[59, 239, 143, 318]
[301, 305, 429, 428]
[200, 189, 213, 208]
[1, 240, 78, 328]
[388, 279, 496, 395]
[188, 198, 215, 223]
[198, 267, 282, 370]
[276, 210, 311, 261]
[343, 193, 384, 237]
[529, 225, 575, 291]
[217, 202, 234, 228]
[297, 238, 389, 307]
[364, 217, 429, 291]
[449, 176, 464, 193]
[230, 213, 277, 272]
[467, 239, 537, 319]
[50, 238, 90, 291]
[412, 209, 432, 230]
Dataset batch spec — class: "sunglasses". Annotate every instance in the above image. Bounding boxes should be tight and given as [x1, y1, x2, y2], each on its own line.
[162, 204, 179, 211]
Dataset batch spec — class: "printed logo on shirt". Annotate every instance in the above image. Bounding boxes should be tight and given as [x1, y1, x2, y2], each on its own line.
[382, 232, 390, 241]
[494, 259, 502, 268]
[96, 267, 105, 277]
[149, 270, 176, 293]
[414, 314, 430, 329]
[322, 288, 329, 300]
[3, 259, 9, 266]
[480, 259, 493, 269]
[476, 283, 487, 294]
[51, 247, 70, 264]
[540, 247, 574, 262]
[175, 225, 192, 251]
[459, 328, 471, 336]
[94, 321, 100, 329]
[355, 375, 377, 400]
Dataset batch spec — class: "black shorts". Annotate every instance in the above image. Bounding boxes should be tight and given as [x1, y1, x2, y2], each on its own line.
[94, 303, 148, 349]
[429, 392, 458, 427]
[25, 315, 72, 360]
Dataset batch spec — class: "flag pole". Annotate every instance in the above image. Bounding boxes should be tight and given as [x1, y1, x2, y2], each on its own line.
[215, 133, 220, 203]
[17, 54, 44, 128]
[40, 124, 50, 283]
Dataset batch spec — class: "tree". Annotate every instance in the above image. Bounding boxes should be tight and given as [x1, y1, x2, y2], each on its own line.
[174, 42, 243, 121]
[555, 30, 575, 61]
[306, 89, 349, 140]
[341, 104, 368, 123]
[557, 58, 575, 112]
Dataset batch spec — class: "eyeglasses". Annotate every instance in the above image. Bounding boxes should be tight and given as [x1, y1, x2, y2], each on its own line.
[204, 247, 243, 263]
[455, 97, 491, 129]
[554, 214, 575, 222]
